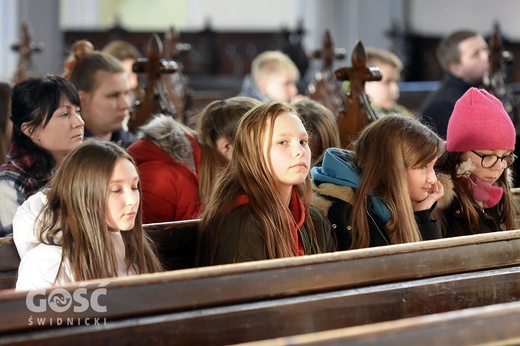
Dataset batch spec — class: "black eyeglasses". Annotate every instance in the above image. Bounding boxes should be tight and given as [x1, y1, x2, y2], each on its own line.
[471, 151, 517, 168]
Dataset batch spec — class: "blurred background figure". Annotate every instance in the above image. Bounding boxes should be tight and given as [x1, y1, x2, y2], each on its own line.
[364, 47, 415, 118]
[0, 81, 13, 165]
[238, 50, 303, 103]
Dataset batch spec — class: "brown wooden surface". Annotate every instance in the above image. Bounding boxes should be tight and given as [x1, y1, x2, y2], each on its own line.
[484, 22, 520, 133]
[129, 33, 178, 131]
[11, 23, 43, 83]
[2, 231, 520, 343]
[64, 29, 282, 77]
[162, 26, 193, 125]
[240, 300, 520, 346]
[0, 219, 200, 290]
[306, 30, 346, 115]
[145, 218, 199, 270]
[0, 236, 19, 290]
[2, 266, 520, 345]
[334, 40, 381, 148]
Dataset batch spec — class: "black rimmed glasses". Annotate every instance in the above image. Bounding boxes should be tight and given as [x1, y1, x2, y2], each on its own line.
[471, 151, 517, 168]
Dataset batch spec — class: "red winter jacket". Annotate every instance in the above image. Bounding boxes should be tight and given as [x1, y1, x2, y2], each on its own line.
[127, 125, 201, 224]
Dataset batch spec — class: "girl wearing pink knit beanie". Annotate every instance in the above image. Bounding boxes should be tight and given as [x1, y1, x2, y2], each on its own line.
[433, 87, 518, 237]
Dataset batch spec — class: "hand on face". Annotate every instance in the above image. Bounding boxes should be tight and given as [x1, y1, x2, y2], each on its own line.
[412, 180, 444, 212]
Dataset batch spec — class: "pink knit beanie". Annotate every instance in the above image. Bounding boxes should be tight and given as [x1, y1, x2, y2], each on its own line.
[446, 87, 515, 152]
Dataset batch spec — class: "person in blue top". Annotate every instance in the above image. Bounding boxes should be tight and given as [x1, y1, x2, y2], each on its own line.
[311, 115, 445, 250]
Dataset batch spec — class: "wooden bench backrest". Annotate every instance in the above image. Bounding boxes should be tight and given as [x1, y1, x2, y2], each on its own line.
[2, 265, 520, 345]
[240, 300, 520, 346]
[144, 219, 200, 270]
[0, 219, 201, 290]
[0, 236, 20, 290]
[4, 214, 520, 291]
[2, 230, 520, 339]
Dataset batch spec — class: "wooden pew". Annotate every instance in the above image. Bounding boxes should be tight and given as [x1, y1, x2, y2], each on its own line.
[144, 219, 199, 270]
[240, 300, 520, 346]
[0, 236, 19, 290]
[334, 40, 381, 148]
[5, 267, 520, 345]
[306, 30, 346, 115]
[2, 230, 520, 344]
[0, 219, 201, 290]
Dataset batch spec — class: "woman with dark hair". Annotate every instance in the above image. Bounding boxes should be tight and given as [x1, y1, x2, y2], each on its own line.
[0, 75, 84, 237]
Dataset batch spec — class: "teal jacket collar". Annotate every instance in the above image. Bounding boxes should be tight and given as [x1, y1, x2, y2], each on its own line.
[311, 148, 390, 224]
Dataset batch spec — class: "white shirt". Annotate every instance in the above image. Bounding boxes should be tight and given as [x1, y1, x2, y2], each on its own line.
[14, 191, 137, 291]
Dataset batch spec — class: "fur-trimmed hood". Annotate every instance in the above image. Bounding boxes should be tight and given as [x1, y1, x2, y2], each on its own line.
[135, 114, 197, 173]
[435, 172, 456, 210]
[312, 183, 354, 217]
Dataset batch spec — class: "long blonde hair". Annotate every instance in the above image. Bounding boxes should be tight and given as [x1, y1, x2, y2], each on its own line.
[38, 139, 163, 282]
[350, 115, 444, 248]
[197, 102, 319, 265]
[197, 97, 260, 204]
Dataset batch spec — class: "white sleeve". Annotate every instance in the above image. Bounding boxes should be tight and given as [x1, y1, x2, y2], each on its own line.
[0, 179, 23, 237]
[13, 191, 48, 259]
[15, 244, 62, 291]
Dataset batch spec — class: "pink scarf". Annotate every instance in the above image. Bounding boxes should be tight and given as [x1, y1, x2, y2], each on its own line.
[461, 173, 503, 208]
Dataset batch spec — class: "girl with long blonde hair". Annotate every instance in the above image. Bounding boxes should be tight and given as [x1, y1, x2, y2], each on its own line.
[197, 102, 335, 266]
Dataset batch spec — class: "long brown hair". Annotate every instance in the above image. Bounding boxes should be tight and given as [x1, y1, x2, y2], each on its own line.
[38, 139, 162, 282]
[197, 102, 319, 265]
[197, 97, 260, 204]
[350, 115, 444, 248]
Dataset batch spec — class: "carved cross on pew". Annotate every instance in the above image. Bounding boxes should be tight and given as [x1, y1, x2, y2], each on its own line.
[129, 33, 178, 132]
[161, 26, 193, 125]
[334, 40, 382, 148]
[306, 30, 346, 115]
[11, 23, 44, 83]
[483, 22, 520, 133]
[308, 30, 346, 72]
[164, 26, 192, 59]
